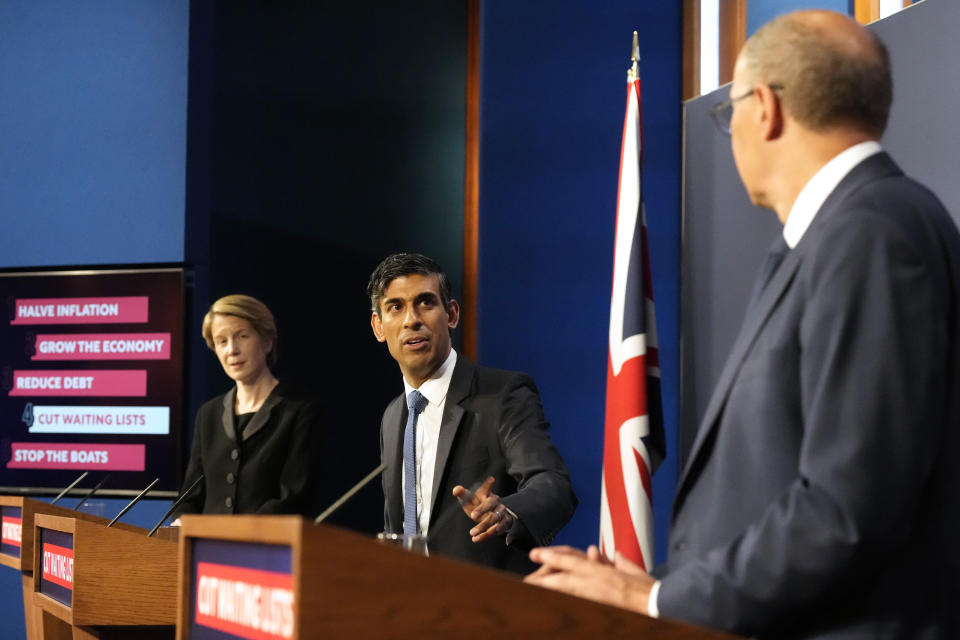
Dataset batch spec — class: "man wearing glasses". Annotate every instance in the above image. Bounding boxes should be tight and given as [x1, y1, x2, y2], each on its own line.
[527, 9, 960, 639]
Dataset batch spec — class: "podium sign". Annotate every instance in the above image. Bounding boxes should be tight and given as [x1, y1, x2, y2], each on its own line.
[37, 527, 74, 606]
[1, 505, 22, 558]
[0, 497, 156, 640]
[178, 515, 744, 640]
[188, 539, 294, 639]
[32, 513, 178, 639]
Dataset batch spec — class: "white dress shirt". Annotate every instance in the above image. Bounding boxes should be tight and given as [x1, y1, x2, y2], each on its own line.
[401, 348, 457, 535]
[647, 140, 883, 618]
[782, 141, 882, 248]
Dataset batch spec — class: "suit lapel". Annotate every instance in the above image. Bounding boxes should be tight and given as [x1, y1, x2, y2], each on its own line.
[429, 357, 474, 526]
[676, 250, 802, 502]
[220, 388, 237, 441]
[241, 388, 282, 441]
[674, 151, 904, 512]
[382, 394, 406, 531]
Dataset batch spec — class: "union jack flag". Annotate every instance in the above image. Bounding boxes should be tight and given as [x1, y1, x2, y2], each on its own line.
[599, 74, 665, 571]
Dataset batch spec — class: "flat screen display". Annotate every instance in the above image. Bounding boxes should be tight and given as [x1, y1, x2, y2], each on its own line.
[0, 267, 184, 496]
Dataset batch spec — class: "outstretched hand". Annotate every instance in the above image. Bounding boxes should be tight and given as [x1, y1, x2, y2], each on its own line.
[524, 544, 655, 615]
[452, 476, 514, 543]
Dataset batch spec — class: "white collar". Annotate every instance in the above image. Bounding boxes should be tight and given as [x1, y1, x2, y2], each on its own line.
[782, 140, 882, 248]
[403, 348, 457, 408]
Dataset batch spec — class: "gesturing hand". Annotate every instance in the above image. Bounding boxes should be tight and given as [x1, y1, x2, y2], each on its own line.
[452, 476, 514, 543]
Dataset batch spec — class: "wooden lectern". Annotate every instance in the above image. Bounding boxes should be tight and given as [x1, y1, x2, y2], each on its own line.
[177, 515, 742, 639]
[0, 496, 146, 640]
[31, 513, 178, 640]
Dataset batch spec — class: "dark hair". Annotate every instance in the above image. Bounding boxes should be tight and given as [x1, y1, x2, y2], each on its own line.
[744, 12, 892, 136]
[367, 253, 453, 315]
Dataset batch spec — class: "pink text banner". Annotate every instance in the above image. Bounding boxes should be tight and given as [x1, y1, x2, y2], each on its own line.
[32, 333, 171, 361]
[11, 296, 148, 325]
[7, 442, 146, 471]
[9, 370, 147, 397]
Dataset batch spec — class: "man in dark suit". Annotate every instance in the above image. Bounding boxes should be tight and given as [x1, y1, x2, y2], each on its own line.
[526, 10, 960, 638]
[369, 252, 577, 573]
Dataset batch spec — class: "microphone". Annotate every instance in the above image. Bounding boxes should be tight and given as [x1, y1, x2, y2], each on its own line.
[107, 478, 159, 527]
[73, 474, 111, 511]
[147, 475, 204, 537]
[314, 464, 385, 525]
[50, 472, 88, 505]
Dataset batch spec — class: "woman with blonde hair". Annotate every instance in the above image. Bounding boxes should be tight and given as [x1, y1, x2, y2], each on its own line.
[174, 294, 321, 517]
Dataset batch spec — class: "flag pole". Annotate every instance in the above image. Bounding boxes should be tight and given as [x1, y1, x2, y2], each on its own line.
[600, 27, 663, 568]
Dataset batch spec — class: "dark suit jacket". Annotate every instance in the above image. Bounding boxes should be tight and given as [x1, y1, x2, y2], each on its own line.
[381, 356, 577, 573]
[658, 152, 960, 638]
[176, 382, 322, 517]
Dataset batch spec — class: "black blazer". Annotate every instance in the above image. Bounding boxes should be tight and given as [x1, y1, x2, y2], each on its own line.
[658, 153, 960, 638]
[176, 382, 322, 517]
[381, 356, 577, 573]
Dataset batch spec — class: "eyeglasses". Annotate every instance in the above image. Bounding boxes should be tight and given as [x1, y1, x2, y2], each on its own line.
[709, 84, 783, 135]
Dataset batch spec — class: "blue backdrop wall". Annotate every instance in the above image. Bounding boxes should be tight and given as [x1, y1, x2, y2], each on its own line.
[0, 1, 188, 267]
[476, 1, 683, 563]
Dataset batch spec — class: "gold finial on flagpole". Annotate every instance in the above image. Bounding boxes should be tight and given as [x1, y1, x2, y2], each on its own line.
[627, 30, 640, 82]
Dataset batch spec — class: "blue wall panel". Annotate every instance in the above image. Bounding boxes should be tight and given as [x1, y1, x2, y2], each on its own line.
[478, 1, 682, 563]
[747, 0, 854, 36]
[0, 1, 188, 267]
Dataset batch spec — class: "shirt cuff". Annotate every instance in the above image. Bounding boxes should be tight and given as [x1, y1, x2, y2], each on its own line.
[647, 580, 661, 618]
[502, 505, 521, 545]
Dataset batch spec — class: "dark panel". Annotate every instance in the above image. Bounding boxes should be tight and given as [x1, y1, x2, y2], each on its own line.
[873, 0, 960, 218]
[680, 92, 781, 463]
[192, 1, 467, 533]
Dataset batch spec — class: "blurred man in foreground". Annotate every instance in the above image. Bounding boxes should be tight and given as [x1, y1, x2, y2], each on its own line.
[527, 10, 960, 638]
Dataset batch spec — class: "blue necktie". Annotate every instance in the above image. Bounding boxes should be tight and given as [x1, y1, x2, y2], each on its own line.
[403, 390, 428, 536]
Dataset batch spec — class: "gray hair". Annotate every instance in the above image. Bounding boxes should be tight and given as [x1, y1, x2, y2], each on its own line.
[743, 12, 892, 136]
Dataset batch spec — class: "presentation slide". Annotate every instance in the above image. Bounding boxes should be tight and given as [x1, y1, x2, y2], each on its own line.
[0, 268, 184, 495]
